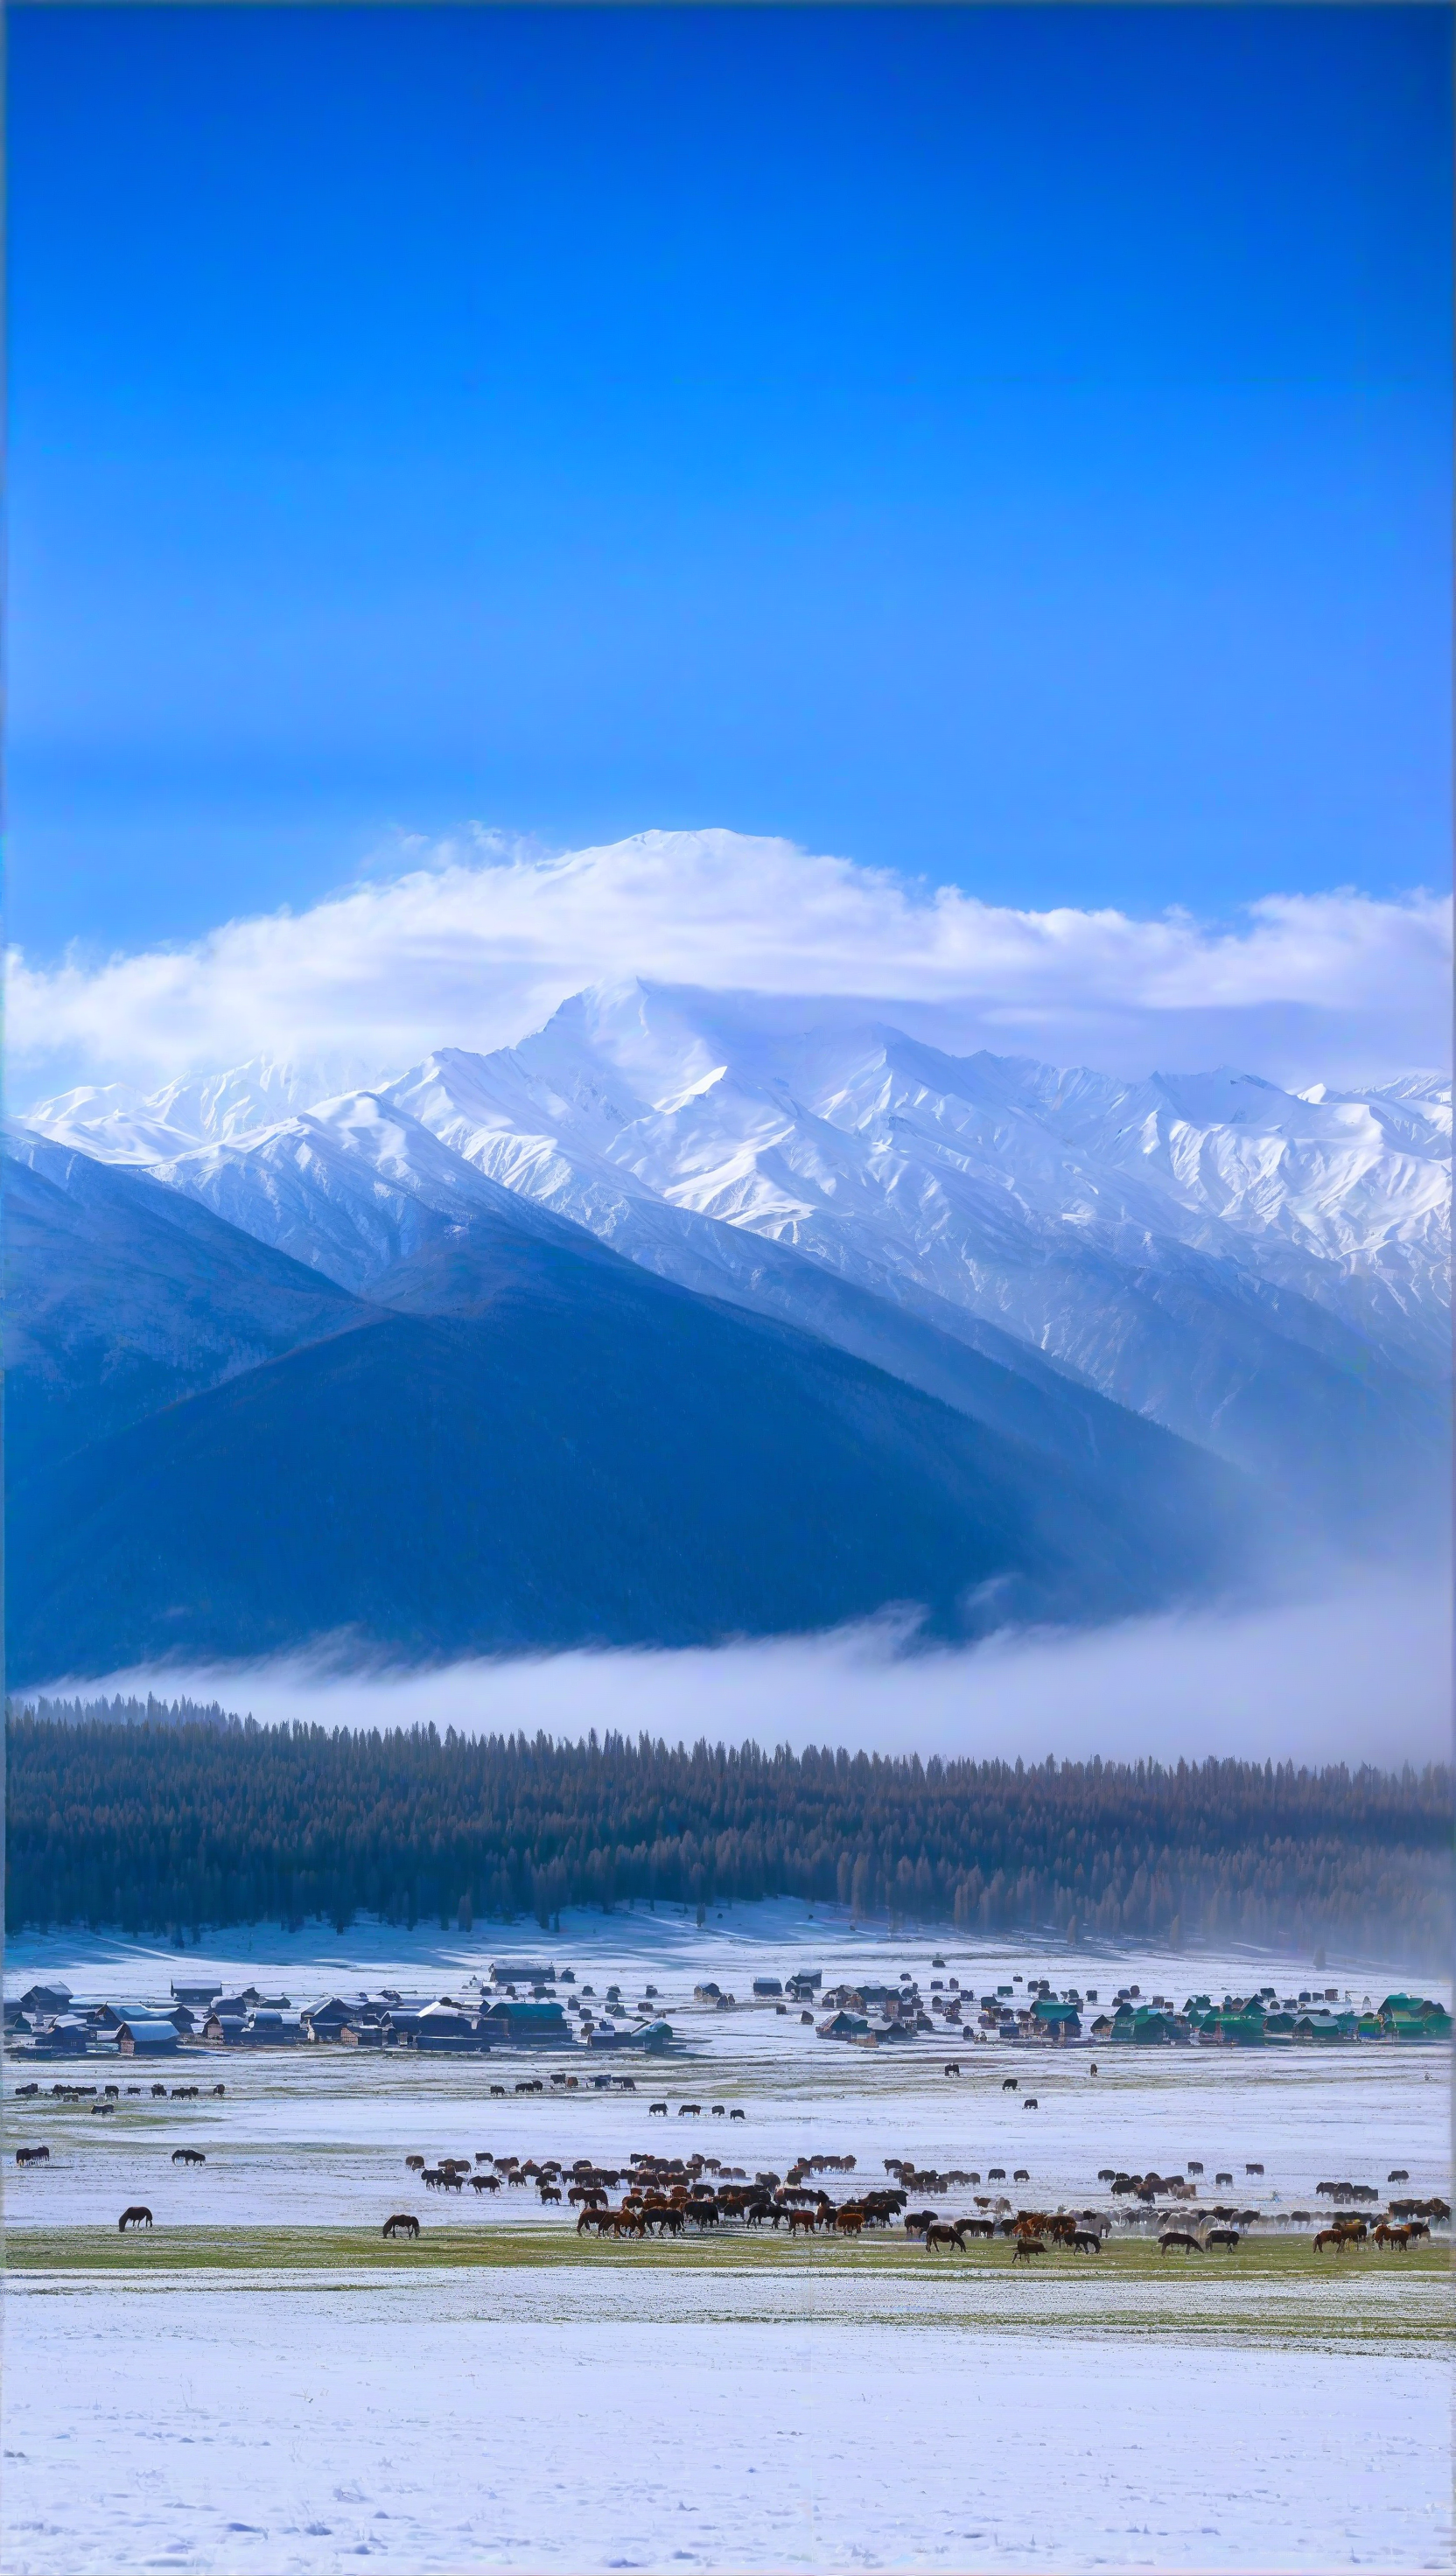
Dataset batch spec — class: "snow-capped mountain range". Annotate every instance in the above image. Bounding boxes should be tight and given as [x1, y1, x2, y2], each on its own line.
[7, 981, 1448, 1680]
[21, 976, 1449, 1407]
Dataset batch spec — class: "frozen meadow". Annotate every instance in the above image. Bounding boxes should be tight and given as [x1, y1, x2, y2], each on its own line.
[4, 1909, 1451, 2572]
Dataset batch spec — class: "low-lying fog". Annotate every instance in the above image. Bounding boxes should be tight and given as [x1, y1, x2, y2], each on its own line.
[42, 1571, 1452, 1768]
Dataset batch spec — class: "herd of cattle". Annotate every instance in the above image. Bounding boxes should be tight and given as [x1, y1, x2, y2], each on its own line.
[379, 2142, 1450, 2259]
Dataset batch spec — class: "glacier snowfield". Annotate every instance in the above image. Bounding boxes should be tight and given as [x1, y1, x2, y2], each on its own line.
[4, 1914, 1450, 2572]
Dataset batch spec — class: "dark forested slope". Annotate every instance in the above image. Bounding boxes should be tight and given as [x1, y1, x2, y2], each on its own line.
[7, 1214, 1251, 1682]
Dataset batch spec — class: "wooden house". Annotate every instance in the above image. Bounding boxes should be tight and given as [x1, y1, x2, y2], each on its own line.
[116, 2018, 180, 2057]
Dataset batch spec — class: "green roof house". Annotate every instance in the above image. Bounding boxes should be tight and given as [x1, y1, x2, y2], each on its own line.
[1032, 1998, 1082, 2039]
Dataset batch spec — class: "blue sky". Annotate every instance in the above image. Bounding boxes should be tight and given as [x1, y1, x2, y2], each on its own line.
[9, 4, 1451, 960]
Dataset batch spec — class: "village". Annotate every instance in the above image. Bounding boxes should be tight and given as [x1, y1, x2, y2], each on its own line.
[6, 1932, 1452, 2267]
[5, 1952, 1449, 2061]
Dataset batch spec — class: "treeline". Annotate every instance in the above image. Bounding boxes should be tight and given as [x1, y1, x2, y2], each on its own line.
[22, 1693, 244, 1731]
[5, 1708, 1452, 1964]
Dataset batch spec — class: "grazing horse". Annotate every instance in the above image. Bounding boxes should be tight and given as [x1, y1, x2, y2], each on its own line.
[1204, 2229, 1240, 2250]
[383, 2213, 420, 2238]
[1012, 2168, 1029, 2183]
[648, 2102, 668, 2116]
[788, 2208, 818, 2236]
[1012, 2237, 1046, 2262]
[1388, 2169, 1410, 2183]
[943, 2063, 962, 2076]
[833, 2208, 864, 2236]
[1071, 2230, 1102, 2254]
[172, 2148, 206, 2166]
[1023, 2097, 1038, 2110]
[118, 2207, 153, 2230]
[1002, 2078, 1018, 2093]
[91, 2103, 116, 2117]
[16, 2146, 50, 2166]
[1158, 2232, 1203, 2256]
[1312, 2228, 1351, 2254]
[1245, 2163, 1264, 2176]
[405, 2154, 425, 2170]
[730, 2106, 746, 2120]
[924, 2222, 967, 2253]
[678, 2104, 702, 2118]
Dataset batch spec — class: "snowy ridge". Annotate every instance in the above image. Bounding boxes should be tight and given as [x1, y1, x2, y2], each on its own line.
[23, 981, 1451, 1475]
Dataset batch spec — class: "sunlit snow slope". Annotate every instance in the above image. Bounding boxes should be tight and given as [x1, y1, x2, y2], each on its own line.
[24, 980, 1449, 1552]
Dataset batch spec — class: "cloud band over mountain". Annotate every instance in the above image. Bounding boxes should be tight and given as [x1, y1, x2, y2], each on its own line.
[8, 828, 1450, 1103]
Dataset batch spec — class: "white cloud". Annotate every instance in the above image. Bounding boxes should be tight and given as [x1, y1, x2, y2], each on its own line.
[6, 827, 1450, 1102]
[46, 1572, 1452, 1771]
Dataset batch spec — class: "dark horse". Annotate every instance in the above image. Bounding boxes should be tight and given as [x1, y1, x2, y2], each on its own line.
[119, 2207, 154, 2231]
[383, 2213, 420, 2239]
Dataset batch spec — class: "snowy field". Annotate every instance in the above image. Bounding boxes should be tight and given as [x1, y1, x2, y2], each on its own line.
[4, 1909, 1451, 2572]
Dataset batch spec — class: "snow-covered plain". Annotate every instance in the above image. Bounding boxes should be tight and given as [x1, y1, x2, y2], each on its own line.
[4, 1914, 1451, 2571]
[6, 2272, 1450, 2576]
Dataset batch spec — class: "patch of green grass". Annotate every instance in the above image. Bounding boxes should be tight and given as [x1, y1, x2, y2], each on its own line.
[6, 2220, 1450, 2293]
